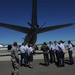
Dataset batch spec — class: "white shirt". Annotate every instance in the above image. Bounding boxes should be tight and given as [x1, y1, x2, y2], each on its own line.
[49, 44, 55, 50]
[68, 44, 73, 51]
[59, 43, 65, 51]
[25, 45, 28, 51]
[54, 43, 59, 51]
[20, 45, 26, 53]
[28, 47, 33, 53]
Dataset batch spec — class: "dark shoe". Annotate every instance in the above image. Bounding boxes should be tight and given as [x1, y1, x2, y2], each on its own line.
[62, 65, 65, 67]
[11, 72, 14, 75]
[20, 65, 22, 67]
[70, 63, 74, 65]
[24, 65, 27, 67]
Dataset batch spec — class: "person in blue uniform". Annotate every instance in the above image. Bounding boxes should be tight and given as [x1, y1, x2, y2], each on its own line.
[20, 43, 28, 67]
[58, 40, 65, 67]
[49, 41, 55, 63]
[27, 44, 34, 68]
[68, 40, 74, 65]
[54, 41, 59, 65]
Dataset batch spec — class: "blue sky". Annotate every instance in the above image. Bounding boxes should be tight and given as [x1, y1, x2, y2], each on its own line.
[0, 0, 75, 45]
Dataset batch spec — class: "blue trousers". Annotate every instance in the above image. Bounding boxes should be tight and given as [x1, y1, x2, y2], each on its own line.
[55, 50, 59, 64]
[58, 52, 64, 67]
[49, 50, 55, 63]
[20, 53, 28, 66]
[68, 51, 74, 64]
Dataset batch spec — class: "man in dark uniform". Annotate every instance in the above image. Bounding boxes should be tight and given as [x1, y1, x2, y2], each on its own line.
[41, 42, 49, 66]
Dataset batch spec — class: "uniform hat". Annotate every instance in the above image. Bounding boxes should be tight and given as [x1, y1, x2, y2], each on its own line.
[68, 40, 71, 43]
[54, 41, 57, 43]
[59, 40, 65, 43]
[49, 41, 52, 43]
[43, 42, 47, 45]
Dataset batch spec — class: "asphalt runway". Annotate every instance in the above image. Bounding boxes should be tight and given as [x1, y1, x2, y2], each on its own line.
[0, 57, 75, 75]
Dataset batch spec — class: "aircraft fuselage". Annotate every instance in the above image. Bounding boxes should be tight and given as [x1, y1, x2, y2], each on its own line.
[24, 29, 37, 45]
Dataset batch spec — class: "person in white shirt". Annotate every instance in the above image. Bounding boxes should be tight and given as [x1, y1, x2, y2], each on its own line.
[25, 43, 29, 51]
[20, 43, 28, 67]
[58, 40, 65, 67]
[68, 40, 74, 65]
[27, 44, 34, 68]
[54, 41, 59, 65]
[49, 41, 55, 63]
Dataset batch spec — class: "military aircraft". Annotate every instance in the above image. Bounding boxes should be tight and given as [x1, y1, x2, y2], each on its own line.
[0, 0, 74, 46]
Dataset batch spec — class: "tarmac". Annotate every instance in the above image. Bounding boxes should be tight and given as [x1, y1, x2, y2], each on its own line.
[0, 48, 75, 75]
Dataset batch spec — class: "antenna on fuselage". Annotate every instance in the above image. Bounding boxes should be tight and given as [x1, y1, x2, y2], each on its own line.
[39, 23, 46, 28]
[28, 22, 39, 29]
[28, 22, 35, 28]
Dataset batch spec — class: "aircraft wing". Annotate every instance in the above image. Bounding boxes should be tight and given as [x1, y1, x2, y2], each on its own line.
[0, 23, 30, 34]
[37, 23, 74, 34]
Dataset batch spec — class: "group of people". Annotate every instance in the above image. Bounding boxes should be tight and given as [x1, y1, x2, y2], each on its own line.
[11, 42, 34, 75]
[41, 40, 74, 67]
[20, 43, 33, 68]
[10, 40, 74, 75]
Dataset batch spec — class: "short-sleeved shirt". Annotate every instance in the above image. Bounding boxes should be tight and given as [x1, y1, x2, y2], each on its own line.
[28, 47, 33, 53]
[68, 44, 73, 51]
[20, 45, 26, 53]
[49, 44, 55, 50]
[59, 43, 65, 51]
[54, 43, 59, 51]
[25, 45, 28, 51]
